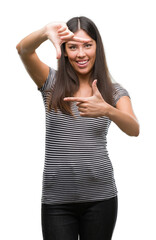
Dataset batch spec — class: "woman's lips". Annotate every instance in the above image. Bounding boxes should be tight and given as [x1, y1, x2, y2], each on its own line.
[76, 60, 89, 68]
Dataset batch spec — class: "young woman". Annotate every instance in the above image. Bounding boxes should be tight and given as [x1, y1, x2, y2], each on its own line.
[16, 16, 139, 240]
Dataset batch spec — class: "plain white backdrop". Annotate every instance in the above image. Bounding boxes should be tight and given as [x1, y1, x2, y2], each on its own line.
[1, 0, 156, 239]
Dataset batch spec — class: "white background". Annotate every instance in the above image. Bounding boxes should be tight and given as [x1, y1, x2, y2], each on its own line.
[1, 0, 156, 239]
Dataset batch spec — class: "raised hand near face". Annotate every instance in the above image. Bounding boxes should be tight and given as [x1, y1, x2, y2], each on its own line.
[64, 80, 110, 118]
[45, 22, 90, 59]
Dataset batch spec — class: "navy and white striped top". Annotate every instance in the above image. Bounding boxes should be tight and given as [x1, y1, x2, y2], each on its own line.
[38, 67, 130, 205]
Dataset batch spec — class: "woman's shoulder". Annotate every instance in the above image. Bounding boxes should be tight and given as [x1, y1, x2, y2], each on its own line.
[112, 82, 130, 107]
[38, 67, 57, 93]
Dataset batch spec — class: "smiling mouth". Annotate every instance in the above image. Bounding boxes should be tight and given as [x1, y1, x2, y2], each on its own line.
[76, 60, 89, 67]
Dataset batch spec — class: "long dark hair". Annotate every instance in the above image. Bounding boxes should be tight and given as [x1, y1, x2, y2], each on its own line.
[47, 16, 113, 115]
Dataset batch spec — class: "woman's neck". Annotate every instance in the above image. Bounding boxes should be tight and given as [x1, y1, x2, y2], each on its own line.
[74, 74, 93, 97]
[77, 72, 92, 87]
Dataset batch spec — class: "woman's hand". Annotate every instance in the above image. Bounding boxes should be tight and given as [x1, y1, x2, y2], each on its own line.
[64, 80, 110, 118]
[45, 22, 90, 59]
[64, 80, 140, 136]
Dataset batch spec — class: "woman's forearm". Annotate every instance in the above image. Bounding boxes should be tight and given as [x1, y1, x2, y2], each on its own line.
[106, 105, 140, 136]
[16, 26, 48, 56]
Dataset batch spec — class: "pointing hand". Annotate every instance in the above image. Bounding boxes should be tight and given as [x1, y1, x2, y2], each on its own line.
[64, 80, 110, 118]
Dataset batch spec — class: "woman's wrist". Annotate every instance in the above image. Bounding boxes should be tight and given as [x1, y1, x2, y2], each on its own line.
[101, 102, 114, 118]
[40, 25, 49, 41]
[104, 104, 116, 119]
[43, 24, 52, 41]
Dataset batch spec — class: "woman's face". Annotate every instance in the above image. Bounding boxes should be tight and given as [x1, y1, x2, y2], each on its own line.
[65, 29, 96, 77]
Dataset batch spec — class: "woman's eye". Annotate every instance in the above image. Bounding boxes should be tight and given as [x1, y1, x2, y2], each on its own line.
[85, 44, 92, 48]
[69, 45, 77, 50]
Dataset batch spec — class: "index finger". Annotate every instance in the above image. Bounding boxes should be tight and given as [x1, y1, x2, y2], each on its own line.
[72, 36, 90, 43]
[63, 97, 87, 102]
[60, 35, 90, 43]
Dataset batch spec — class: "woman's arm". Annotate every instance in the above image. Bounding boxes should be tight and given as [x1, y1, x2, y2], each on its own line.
[16, 26, 49, 88]
[16, 22, 89, 88]
[106, 96, 140, 136]
[64, 80, 140, 137]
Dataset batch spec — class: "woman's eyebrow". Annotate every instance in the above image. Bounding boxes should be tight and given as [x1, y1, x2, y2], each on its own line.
[66, 42, 77, 45]
[84, 40, 93, 44]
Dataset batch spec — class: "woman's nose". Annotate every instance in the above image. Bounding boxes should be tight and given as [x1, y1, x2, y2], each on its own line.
[77, 47, 86, 57]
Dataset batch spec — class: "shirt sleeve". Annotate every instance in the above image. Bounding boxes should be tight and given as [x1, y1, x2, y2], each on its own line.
[38, 67, 56, 93]
[112, 83, 130, 107]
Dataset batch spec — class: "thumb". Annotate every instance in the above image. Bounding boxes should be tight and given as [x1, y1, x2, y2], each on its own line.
[92, 79, 99, 95]
[54, 43, 62, 59]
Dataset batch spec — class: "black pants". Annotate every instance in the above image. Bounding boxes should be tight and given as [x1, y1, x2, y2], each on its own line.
[41, 196, 118, 240]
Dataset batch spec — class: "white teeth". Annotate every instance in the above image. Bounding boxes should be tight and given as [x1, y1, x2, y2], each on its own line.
[77, 60, 88, 65]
